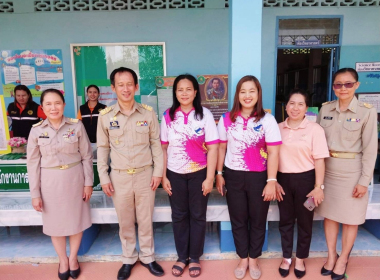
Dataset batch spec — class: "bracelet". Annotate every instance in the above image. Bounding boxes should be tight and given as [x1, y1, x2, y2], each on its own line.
[266, 178, 277, 182]
[216, 171, 223, 175]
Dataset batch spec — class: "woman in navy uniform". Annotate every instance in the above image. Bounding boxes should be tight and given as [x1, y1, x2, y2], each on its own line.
[7, 85, 46, 138]
[77, 85, 106, 143]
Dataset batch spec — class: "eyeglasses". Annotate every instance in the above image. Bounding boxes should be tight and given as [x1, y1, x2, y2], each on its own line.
[332, 82, 357, 90]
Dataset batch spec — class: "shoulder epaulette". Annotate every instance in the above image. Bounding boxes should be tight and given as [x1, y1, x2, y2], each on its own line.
[32, 120, 43, 127]
[322, 101, 334, 106]
[362, 102, 373, 109]
[69, 118, 79, 123]
[142, 103, 153, 111]
[100, 106, 113, 115]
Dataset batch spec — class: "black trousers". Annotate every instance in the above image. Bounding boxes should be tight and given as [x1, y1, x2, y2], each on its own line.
[167, 168, 209, 260]
[224, 167, 269, 259]
[277, 169, 315, 259]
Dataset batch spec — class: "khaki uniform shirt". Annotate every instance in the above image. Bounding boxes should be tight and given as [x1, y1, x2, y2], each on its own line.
[27, 117, 94, 198]
[317, 97, 378, 186]
[97, 102, 163, 185]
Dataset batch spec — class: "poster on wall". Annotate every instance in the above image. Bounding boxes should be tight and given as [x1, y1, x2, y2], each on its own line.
[358, 93, 380, 113]
[197, 74, 228, 121]
[155, 76, 176, 120]
[0, 49, 64, 98]
[0, 95, 11, 154]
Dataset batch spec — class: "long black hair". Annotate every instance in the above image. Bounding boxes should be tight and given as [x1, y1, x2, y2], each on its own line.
[169, 74, 203, 121]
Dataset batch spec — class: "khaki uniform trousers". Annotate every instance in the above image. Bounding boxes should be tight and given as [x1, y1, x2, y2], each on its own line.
[110, 166, 155, 264]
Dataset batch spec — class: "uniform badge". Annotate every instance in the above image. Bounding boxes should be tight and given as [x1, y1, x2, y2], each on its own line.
[136, 121, 148, 126]
[323, 116, 333, 120]
[63, 128, 75, 141]
[109, 116, 119, 129]
[347, 118, 360, 122]
[11, 110, 17, 114]
[39, 132, 49, 139]
[27, 110, 33, 115]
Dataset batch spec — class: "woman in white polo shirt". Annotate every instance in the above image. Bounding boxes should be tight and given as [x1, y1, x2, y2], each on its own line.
[160, 74, 219, 278]
[216, 75, 282, 280]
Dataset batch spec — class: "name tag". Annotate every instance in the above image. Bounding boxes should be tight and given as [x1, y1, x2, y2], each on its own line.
[110, 121, 120, 129]
[323, 116, 333, 120]
[347, 118, 360, 122]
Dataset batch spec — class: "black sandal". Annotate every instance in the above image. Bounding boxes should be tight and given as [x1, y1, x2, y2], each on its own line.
[172, 258, 189, 277]
[189, 259, 201, 278]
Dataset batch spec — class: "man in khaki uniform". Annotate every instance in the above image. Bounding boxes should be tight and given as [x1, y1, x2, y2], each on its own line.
[97, 67, 164, 280]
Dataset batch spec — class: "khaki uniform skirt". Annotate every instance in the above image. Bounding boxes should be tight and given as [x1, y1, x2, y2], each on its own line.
[40, 164, 92, 236]
[316, 155, 368, 225]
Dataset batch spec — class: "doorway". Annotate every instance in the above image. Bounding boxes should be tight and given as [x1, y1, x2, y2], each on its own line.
[274, 17, 341, 122]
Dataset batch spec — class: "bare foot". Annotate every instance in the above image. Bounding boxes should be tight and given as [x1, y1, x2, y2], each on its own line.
[295, 258, 305, 272]
[280, 258, 291, 270]
[324, 253, 338, 270]
[172, 261, 186, 276]
[189, 261, 201, 277]
[59, 258, 69, 273]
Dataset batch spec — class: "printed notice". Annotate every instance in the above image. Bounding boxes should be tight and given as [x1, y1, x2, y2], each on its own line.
[38, 82, 64, 92]
[36, 71, 63, 82]
[356, 62, 380, 72]
[358, 93, 380, 113]
[20, 65, 36, 86]
[4, 66, 20, 84]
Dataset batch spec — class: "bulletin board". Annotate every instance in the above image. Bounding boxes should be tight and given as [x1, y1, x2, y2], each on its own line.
[70, 43, 166, 113]
[0, 49, 64, 98]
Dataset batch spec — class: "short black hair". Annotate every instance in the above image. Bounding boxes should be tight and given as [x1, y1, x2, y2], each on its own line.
[287, 88, 309, 106]
[14, 85, 33, 106]
[86, 84, 100, 93]
[333, 68, 359, 83]
[40, 89, 65, 104]
[110, 67, 138, 86]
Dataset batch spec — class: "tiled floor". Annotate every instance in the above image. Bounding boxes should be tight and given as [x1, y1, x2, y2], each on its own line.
[1, 220, 380, 261]
[2, 257, 380, 280]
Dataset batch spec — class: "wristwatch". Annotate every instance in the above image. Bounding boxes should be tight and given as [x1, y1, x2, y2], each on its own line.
[315, 184, 325, 190]
[216, 171, 223, 175]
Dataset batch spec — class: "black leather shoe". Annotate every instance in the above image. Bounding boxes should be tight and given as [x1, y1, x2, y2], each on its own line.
[117, 263, 136, 280]
[321, 254, 339, 276]
[58, 264, 70, 280]
[279, 267, 290, 278]
[69, 260, 81, 279]
[294, 261, 306, 279]
[141, 261, 164, 277]
[331, 246, 353, 280]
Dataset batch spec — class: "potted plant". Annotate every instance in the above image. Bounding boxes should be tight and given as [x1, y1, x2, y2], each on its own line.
[8, 137, 27, 153]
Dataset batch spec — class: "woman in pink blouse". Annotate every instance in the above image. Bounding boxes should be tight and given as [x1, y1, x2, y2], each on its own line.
[160, 74, 219, 278]
[276, 89, 329, 279]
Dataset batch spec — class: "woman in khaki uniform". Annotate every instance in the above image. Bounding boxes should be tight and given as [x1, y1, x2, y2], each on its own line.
[27, 89, 94, 280]
[316, 68, 377, 280]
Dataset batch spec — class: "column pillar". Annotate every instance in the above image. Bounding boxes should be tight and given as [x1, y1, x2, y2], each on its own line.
[228, 0, 263, 109]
